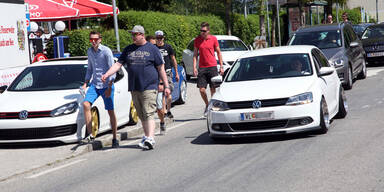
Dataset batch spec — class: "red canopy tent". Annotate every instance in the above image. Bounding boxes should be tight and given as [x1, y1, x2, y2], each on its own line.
[25, 0, 79, 21]
[50, 0, 119, 18]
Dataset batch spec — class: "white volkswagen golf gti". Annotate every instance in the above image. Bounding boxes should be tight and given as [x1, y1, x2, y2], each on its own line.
[207, 45, 348, 139]
[0, 57, 137, 143]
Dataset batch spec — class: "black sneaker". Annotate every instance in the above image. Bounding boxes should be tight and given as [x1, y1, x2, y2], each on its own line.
[166, 111, 174, 118]
[160, 122, 166, 135]
[112, 138, 119, 148]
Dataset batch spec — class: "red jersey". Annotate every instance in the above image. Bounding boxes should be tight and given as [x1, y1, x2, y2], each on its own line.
[194, 35, 219, 68]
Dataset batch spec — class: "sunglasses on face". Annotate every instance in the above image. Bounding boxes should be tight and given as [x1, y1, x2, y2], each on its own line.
[200, 29, 208, 33]
[131, 32, 141, 37]
[156, 36, 164, 40]
[89, 38, 99, 42]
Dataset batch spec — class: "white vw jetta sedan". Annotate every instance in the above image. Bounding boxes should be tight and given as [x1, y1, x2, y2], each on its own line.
[207, 45, 347, 139]
[0, 57, 137, 143]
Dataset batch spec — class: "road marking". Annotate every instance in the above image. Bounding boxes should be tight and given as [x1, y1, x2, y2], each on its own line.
[26, 159, 86, 179]
[367, 69, 384, 77]
[362, 105, 370, 109]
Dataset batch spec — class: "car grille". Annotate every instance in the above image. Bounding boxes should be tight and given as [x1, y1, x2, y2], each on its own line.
[229, 120, 288, 131]
[365, 45, 384, 52]
[0, 124, 77, 140]
[0, 111, 51, 119]
[227, 98, 288, 109]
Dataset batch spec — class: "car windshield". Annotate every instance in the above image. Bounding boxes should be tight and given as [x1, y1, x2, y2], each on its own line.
[226, 54, 312, 82]
[8, 64, 87, 91]
[218, 39, 248, 51]
[361, 27, 384, 39]
[289, 30, 342, 49]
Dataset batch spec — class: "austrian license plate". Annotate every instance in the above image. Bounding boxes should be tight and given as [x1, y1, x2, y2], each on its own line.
[367, 52, 384, 57]
[240, 111, 274, 121]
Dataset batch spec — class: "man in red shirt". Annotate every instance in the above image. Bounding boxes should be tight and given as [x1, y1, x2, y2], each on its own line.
[193, 22, 224, 117]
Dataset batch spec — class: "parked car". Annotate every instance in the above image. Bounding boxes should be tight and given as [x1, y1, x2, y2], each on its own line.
[352, 23, 373, 38]
[181, 35, 250, 79]
[207, 46, 347, 140]
[360, 24, 384, 65]
[171, 64, 187, 104]
[288, 23, 367, 90]
[0, 57, 137, 143]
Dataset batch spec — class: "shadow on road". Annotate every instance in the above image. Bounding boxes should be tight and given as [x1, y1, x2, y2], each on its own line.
[174, 117, 206, 122]
[190, 132, 315, 145]
[0, 141, 63, 149]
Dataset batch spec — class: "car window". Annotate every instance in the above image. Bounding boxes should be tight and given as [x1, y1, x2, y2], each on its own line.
[8, 64, 87, 91]
[346, 26, 358, 41]
[225, 53, 312, 82]
[312, 49, 330, 69]
[187, 40, 194, 51]
[114, 68, 124, 83]
[218, 40, 248, 51]
[289, 30, 342, 49]
[361, 26, 384, 39]
[343, 28, 351, 48]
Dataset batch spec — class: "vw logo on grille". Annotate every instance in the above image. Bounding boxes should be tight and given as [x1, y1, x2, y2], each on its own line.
[252, 100, 262, 109]
[19, 110, 28, 120]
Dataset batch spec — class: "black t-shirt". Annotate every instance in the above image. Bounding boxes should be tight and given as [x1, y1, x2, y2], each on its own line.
[156, 43, 175, 70]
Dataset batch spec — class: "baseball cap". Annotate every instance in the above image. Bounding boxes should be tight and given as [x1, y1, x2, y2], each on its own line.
[129, 25, 145, 34]
[155, 30, 164, 36]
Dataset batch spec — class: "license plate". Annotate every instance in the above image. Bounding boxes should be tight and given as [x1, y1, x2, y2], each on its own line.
[367, 52, 384, 57]
[240, 111, 274, 121]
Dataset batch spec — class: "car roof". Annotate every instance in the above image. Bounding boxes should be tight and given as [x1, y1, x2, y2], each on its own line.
[366, 23, 384, 29]
[215, 35, 241, 41]
[295, 23, 343, 33]
[30, 56, 88, 67]
[238, 45, 316, 59]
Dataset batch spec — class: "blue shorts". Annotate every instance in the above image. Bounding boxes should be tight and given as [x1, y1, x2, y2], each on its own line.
[84, 84, 114, 110]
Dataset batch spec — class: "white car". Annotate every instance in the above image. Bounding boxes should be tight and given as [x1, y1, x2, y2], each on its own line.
[207, 45, 348, 139]
[181, 35, 250, 79]
[0, 57, 138, 143]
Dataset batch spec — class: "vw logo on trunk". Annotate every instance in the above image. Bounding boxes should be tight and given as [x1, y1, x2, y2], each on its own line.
[252, 100, 262, 109]
[19, 110, 28, 120]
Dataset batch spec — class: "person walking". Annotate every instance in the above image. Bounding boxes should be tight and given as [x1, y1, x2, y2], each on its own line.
[102, 25, 170, 150]
[342, 12, 352, 25]
[326, 14, 334, 24]
[192, 22, 224, 117]
[82, 31, 119, 148]
[155, 30, 179, 133]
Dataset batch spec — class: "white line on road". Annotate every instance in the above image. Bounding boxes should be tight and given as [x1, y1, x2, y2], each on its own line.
[362, 105, 370, 109]
[26, 159, 87, 179]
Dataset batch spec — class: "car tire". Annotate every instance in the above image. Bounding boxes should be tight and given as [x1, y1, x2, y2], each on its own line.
[344, 65, 353, 90]
[128, 101, 138, 125]
[91, 107, 99, 138]
[357, 59, 367, 79]
[181, 62, 191, 80]
[335, 87, 348, 119]
[316, 98, 330, 134]
[175, 80, 187, 104]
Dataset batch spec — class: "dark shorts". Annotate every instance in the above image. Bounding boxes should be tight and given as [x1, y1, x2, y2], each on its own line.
[197, 66, 218, 88]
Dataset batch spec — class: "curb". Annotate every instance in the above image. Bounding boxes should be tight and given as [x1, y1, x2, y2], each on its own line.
[87, 117, 174, 151]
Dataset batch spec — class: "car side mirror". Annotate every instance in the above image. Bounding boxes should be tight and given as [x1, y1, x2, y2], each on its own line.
[211, 75, 223, 84]
[350, 41, 359, 47]
[0, 85, 8, 93]
[319, 67, 334, 76]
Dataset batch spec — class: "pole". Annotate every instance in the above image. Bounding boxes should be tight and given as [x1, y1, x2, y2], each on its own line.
[244, 0, 247, 18]
[317, 6, 320, 24]
[266, 0, 271, 46]
[276, 0, 281, 46]
[336, 1, 339, 23]
[376, 0, 379, 23]
[112, 0, 120, 52]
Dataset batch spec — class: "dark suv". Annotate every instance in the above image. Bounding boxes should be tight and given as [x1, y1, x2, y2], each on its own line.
[288, 23, 367, 89]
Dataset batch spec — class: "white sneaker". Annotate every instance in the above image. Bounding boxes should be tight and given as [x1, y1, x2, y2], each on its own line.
[138, 136, 147, 148]
[203, 107, 208, 117]
[144, 137, 156, 150]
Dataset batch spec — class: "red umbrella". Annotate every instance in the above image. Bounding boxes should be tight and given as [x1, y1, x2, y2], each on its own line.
[51, 0, 119, 18]
[26, 0, 79, 21]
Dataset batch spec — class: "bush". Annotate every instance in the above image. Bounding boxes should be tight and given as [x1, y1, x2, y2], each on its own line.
[232, 14, 260, 46]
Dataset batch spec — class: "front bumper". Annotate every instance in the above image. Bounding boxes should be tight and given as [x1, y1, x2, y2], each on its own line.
[207, 102, 320, 137]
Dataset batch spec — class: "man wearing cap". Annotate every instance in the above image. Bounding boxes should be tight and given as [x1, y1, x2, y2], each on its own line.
[155, 30, 179, 134]
[102, 25, 170, 150]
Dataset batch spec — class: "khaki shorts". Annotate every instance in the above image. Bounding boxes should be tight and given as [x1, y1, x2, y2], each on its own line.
[131, 90, 158, 121]
[166, 69, 174, 91]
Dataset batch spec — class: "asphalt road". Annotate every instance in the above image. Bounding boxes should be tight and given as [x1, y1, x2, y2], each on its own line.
[2, 67, 384, 192]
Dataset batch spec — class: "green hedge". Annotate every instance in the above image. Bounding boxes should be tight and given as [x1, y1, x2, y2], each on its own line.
[333, 8, 361, 24]
[232, 14, 260, 46]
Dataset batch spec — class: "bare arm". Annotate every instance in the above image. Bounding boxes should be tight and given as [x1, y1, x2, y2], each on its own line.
[215, 45, 224, 75]
[102, 62, 123, 82]
[171, 55, 179, 81]
[157, 64, 171, 96]
[192, 47, 198, 76]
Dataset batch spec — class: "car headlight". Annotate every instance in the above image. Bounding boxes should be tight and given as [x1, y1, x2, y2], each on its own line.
[286, 92, 313, 105]
[329, 58, 344, 68]
[208, 99, 229, 111]
[51, 101, 79, 117]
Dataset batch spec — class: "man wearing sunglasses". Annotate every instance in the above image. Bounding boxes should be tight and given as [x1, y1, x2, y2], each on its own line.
[154, 30, 179, 134]
[193, 22, 224, 117]
[102, 25, 170, 150]
[82, 31, 118, 148]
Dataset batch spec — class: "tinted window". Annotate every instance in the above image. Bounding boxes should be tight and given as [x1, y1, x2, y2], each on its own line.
[312, 49, 330, 69]
[289, 30, 342, 49]
[218, 40, 248, 51]
[343, 28, 351, 48]
[361, 26, 384, 39]
[226, 54, 312, 82]
[8, 65, 87, 91]
[187, 40, 194, 51]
